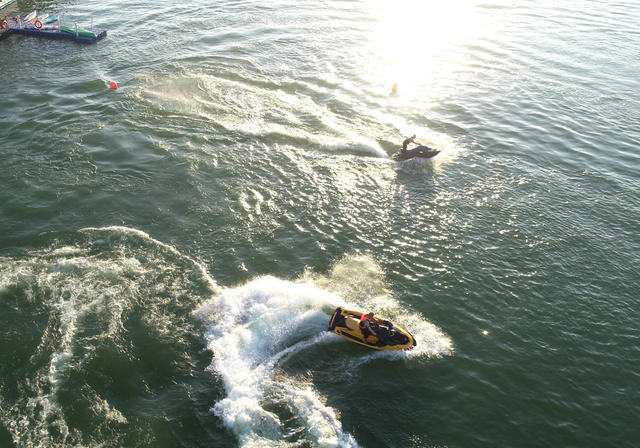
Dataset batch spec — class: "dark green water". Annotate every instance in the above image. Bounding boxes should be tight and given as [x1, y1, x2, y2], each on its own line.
[1, 0, 639, 447]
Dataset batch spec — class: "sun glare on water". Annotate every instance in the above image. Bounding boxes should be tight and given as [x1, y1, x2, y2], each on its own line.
[368, 0, 479, 90]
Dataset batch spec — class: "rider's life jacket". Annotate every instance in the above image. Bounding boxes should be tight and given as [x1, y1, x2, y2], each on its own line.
[359, 313, 373, 329]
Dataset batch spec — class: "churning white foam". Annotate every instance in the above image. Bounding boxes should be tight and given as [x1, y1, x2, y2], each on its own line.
[196, 276, 359, 447]
[195, 259, 452, 447]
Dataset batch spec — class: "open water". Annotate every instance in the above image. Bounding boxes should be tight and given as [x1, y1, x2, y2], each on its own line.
[1, 0, 639, 447]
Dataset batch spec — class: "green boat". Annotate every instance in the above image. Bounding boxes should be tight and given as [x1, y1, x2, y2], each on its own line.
[60, 24, 96, 39]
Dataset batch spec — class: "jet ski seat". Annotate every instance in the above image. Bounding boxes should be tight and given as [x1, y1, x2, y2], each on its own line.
[345, 316, 360, 331]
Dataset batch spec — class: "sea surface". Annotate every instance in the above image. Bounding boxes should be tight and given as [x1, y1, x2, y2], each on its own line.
[1, 0, 639, 447]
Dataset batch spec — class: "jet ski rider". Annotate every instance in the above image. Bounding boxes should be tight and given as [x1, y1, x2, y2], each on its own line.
[402, 135, 433, 155]
[359, 312, 380, 342]
[402, 135, 421, 152]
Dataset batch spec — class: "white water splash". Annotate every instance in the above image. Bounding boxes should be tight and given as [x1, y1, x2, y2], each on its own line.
[196, 276, 359, 447]
[195, 258, 452, 447]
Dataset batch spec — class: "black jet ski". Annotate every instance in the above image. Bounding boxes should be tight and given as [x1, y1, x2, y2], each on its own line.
[328, 307, 416, 350]
[393, 145, 440, 161]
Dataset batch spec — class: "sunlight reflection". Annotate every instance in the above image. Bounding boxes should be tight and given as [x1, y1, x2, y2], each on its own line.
[369, 0, 478, 90]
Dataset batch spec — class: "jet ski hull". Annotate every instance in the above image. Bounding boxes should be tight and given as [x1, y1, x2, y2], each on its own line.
[328, 307, 416, 351]
[393, 145, 440, 161]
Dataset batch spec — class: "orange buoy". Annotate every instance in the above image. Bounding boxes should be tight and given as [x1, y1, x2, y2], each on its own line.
[109, 81, 118, 90]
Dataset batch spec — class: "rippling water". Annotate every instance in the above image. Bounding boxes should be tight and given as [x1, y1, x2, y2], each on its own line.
[1, 0, 639, 447]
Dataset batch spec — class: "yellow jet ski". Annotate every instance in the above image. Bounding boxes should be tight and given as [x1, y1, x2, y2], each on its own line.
[328, 307, 416, 351]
